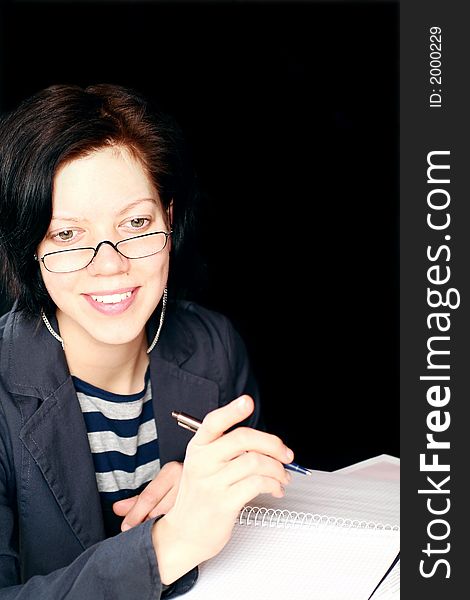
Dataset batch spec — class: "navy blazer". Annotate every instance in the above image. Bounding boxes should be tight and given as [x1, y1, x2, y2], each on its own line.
[0, 301, 260, 599]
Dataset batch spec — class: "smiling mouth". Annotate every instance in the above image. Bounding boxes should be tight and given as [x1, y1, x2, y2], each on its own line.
[89, 291, 133, 304]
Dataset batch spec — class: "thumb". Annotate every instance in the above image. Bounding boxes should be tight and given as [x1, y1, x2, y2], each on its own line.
[194, 395, 254, 446]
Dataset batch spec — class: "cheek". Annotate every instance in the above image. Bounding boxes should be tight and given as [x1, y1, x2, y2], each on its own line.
[145, 254, 170, 285]
[39, 267, 76, 305]
[38, 267, 55, 299]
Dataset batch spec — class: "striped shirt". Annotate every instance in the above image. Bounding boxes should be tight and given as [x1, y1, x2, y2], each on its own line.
[73, 369, 160, 514]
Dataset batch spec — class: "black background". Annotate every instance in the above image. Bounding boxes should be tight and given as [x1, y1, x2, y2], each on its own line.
[0, 0, 399, 471]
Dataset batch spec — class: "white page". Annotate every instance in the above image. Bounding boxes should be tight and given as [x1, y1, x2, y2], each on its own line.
[248, 470, 399, 528]
[185, 522, 399, 599]
[337, 458, 400, 597]
[183, 469, 400, 599]
[335, 454, 400, 482]
[370, 559, 400, 598]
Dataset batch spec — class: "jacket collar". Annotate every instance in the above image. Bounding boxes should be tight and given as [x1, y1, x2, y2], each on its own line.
[0, 302, 196, 399]
[0, 307, 70, 399]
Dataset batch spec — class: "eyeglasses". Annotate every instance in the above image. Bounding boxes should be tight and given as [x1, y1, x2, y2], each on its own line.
[36, 230, 171, 273]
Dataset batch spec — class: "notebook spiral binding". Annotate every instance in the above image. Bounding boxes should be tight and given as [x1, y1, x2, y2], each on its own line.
[239, 506, 399, 531]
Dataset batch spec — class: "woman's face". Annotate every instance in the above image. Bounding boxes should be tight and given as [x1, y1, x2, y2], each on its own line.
[37, 146, 170, 348]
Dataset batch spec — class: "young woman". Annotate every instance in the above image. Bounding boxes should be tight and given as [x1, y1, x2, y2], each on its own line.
[0, 84, 293, 599]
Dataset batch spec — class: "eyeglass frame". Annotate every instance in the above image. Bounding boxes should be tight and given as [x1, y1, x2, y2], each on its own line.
[35, 230, 172, 273]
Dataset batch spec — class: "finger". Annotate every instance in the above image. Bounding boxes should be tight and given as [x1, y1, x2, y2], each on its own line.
[218, 451, 291, 487]
[148, 487, 179, 518]
[193, 395, 255, 446]
[121, 462, 182, 530]
[121, 479, 172, 530]
[113, 495, 138, 517]
[227, 475, 286, 511]
[206, 427, 293, 466]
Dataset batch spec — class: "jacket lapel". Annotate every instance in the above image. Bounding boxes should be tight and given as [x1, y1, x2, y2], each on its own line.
[148, 304, 221, 464]
[3, 309, 104, 549]
[19, 378, 105, 548]
[150, 356, 220, 464]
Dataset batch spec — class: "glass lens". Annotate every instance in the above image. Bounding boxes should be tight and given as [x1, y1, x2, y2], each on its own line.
[117, 232, 168, 259]
[43, 248, 95, 273]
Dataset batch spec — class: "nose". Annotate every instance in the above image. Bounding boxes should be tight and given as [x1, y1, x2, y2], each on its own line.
[87, 240, 130, 276]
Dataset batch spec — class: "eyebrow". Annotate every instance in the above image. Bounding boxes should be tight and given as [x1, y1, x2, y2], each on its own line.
[50, 197, 159, 222]
[116, 197, 159, 216]
[50, 215, 81, 223]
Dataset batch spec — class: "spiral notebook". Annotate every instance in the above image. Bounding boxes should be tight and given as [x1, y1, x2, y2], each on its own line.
[183, 466, 400, 600]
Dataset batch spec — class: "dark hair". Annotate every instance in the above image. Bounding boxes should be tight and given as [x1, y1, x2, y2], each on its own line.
[0, 83, 202, 318]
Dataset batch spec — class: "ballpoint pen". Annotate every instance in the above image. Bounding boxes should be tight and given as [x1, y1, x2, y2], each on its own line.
[171, 410, 311, 476]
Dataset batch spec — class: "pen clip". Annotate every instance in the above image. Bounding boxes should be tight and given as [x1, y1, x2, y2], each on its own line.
[176, 420, 199, 433]
[171, 410, 201, 434]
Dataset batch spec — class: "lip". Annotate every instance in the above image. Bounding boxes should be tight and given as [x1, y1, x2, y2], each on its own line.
[82, 287, 139, 316]
[85, 287, 138, 296]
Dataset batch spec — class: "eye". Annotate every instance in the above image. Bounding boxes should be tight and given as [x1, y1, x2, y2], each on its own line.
[53, 229, 77, 242]
[127, 217, 150, 229]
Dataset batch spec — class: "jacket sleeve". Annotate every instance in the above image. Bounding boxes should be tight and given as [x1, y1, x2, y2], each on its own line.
[218, 313, 266, 432]
[0, 401, 196, 600]
[0, 520, 159, 599]
[0, 513, 196, 600]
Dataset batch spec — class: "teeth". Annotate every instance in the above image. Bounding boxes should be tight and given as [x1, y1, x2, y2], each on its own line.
[90, 291, 132, 304]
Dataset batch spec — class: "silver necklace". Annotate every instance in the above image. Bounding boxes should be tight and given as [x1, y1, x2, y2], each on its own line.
[40, 287, 168, 354]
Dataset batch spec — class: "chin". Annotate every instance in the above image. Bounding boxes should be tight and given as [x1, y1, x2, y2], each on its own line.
[91, 329, 145, 348]
[77, 312, 148, 347]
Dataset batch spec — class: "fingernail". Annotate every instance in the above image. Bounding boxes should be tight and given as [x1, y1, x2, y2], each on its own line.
[286, 448, 294, 463]
[121, 523, 130, 532]
[237, 396, 248, 410]
[285, 470, 292, 483]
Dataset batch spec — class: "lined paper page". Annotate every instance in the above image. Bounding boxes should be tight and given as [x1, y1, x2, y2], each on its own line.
[371, 559, 400, 598]
[249, 470, 400, 528]
[336, 454, 400, 482]
[183, 470, 400, 599]
[185, 524, 399, 599]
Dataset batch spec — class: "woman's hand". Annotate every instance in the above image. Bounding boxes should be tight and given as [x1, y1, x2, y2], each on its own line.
[113, 461, 183, 531]
[152, 395, 293, 585]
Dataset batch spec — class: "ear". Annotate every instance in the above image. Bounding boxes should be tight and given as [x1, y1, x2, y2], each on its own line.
[167, 199, 174, 230]
[167, 200, 174, 252]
